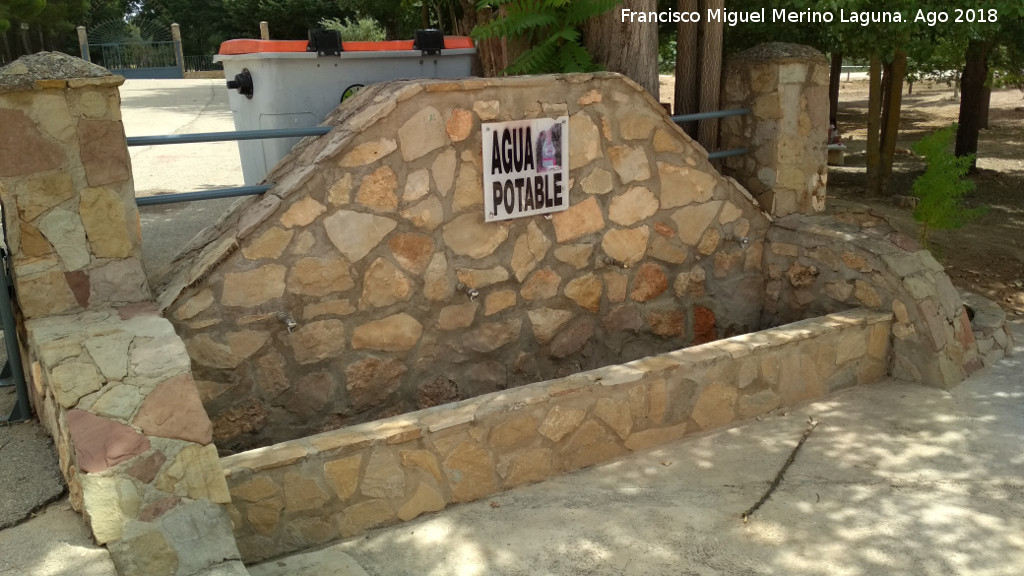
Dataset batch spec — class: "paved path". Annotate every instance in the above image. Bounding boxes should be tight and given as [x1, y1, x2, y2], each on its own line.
[253, 322, 1024, 576]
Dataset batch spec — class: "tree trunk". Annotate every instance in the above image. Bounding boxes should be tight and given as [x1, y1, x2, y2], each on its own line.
[696, 0, 723, 152]
[865, 54, 882, 197]
[878, 49, 907, 196]
[955, 39, 991, 168]
[674, 0, 699, 134]
[585, 0, 659, 97]
[980, 85, 991, 130]
[828, 52, 842, 126]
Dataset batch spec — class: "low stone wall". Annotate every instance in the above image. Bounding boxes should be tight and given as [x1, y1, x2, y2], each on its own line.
[762, 209, 983, 388]
[221, 308, 891, 563]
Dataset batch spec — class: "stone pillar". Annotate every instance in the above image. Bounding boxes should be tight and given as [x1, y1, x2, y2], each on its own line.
[720, 42, 829, 218]
[77, 26, 90, 62]
[0, 52, 150, 320]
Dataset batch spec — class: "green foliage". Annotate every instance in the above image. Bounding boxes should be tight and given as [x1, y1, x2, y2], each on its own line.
[319, 16, 386, 41]
[911, 124, 986, 243]
[472, 0, 619, 75]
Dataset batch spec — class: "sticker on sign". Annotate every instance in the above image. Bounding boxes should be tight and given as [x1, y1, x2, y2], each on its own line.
[482, 116, 569, 222]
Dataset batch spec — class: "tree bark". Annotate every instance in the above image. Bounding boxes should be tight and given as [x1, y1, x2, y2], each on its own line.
[878, 49, 908, 196]
[955, 39, 991, 168]
[674, 0, 699, 133]
[585, 0, 659, 97]
[696, 0, 723, 152]
[865, 54, 882, 197]
[828, 52, 842, 126]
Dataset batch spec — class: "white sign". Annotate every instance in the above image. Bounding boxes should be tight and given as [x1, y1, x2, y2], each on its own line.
[482, 116, 569, 222]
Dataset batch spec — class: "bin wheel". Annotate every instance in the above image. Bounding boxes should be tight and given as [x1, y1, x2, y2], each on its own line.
[341, 84, 365, 103]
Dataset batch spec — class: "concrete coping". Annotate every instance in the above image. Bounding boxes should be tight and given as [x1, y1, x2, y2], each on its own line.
[220, 308, 893, 478]
[0, 52, 123, 94]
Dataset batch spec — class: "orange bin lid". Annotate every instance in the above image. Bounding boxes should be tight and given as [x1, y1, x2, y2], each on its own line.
[219, 36, 474, 55]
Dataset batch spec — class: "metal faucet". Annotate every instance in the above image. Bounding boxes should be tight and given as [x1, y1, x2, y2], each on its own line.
[276, 312, 298, 333]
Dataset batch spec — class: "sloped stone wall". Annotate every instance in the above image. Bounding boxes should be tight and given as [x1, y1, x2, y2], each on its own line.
[221, 308, 891, 563]
[155, 73, 772, 452]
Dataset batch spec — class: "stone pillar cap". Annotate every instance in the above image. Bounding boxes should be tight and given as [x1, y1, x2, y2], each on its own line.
[0, 51, 124, 94]
[732, 42, 824, 61]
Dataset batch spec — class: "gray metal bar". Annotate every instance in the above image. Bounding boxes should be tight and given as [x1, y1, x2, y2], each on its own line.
[0, 251, 30, 423]
[707, 148, 748, 160]
[136, 185, 272, 206]
[127, 127, 332, 147]
[671, 108, 750, 123]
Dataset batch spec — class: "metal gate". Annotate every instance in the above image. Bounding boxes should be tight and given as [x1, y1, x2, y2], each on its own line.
[77, 20, 184, 80]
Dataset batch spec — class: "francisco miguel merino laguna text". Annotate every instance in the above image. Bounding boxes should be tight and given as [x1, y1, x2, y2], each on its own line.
[621, 8, 910, 27]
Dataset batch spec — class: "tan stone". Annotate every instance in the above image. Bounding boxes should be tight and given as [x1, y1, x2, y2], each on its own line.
[697, 227, 721, 255]
[673, 267, 706, 297]
[338, 499, 394, 538]
[500, 448, 552, 487]
[243, 227, 293, 260]
[510, 221, 552, 281]
[280, 197, 326, 228]
[51, 361, 103, 408]
[288, 319, 346, 364]
[620, 113, 657, 140]
[360, 258, 412, 308]
[351, 314, 424, 351]
[452, 163, 482, 213]
[842, 252, 871, 272]
[287, 257, 354, 297]
[854, 280, 882, 308]
[594, 397, 632, 439]
[607, 144, 651, 183]
[222, 264, 286, 307]
[303, 299, 356, 320]
[398, 482, 445, 521]
[484, 290, 516, 316]
[14, 173, 74, 222]
[672, 201, 722, 246]
[463, 319, 522, 353]
[431, 149, 457, 196]
[17, 270, 77, 317]
[247, 497, 284, 536]
[521, 268, 561, 301]
[173, 289, 214, 321]
[604, 270, 628, 303]
[561, 418, 625, 470]
[323, 210, 397, 262]
[581, 167, 613, 195]
[399, 105, 448, 161]
[346, 357, 407, 410]
[356, 165, 399, 212]
[291, 230, 316, 254]
[185, 330, 270, 369]
[360, 447, 405, 498]
[443, 213, 509, 258]
[154, 444, 231, 503]
[327, 173, 353, 206]
[602, 226, 649, 265]
[564, 274, 602, 312]
[473, 100, 499, 120]
[649, 236, 688, 264]
[400, 195, 444, 231]
[538, 405, 586, 442]
[658, 162, 715, 208]
[424, 253, 452, 301]
[402, 168, 430, 204]
[19, 223, 53, 257]
[79, 474, 139, 544]
[554, 244, 593, 269]
[489, 414, 540, 449]
[401, 450, 443, 481]
[79, 187, 131, 258]
[446, 108, 474, 142]
[608, 185, 659, 227]
[339, 138, 397, 167]
[388, 233, 434, 274]
[37, 208, 90, 270]
[443, 441, 497, 503]
[282, 471, 330, 511]
[624, 422, 689, 451]
[527, 308, 573, 344]
[568, 112, 602, 170]
[691, 383, 737, 430]
[232, 476, 281, 503]
[438, 302, 478, 330]
[630, 262, 668, 302]
[552, 196, 605, 243]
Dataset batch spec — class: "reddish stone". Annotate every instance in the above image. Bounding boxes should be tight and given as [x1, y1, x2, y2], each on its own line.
[549, 318, 594, 358]
[65, 270, 90, 308]
[646, 309, 686, 338]
[0, 108, 63, 177]
[418, 375, 460, 409]
[139, 495, 180, 522]
[346, 357, 407, 412]
[654, 221, 675, 238]
[693, 306, 717, 345]
[133, 373, 214, 445]
[79, 119, 131, 186]
[116, 302, 161, 320]
[66, 409, 151, 473]
[630, 262, 668, 302]
[955, 309, 977, 352]
[124, 450, 167, 483]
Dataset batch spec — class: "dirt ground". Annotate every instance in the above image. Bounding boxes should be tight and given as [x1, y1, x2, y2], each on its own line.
[660, 75, 1024, 317]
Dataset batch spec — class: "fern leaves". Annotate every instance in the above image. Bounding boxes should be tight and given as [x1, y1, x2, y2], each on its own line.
[472, 0, 617, 75]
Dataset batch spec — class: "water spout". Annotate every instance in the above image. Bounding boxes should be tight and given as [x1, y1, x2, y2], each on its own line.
[276, 312, 298, 333]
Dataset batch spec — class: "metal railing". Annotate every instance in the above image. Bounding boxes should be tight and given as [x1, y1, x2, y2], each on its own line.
[671, 108, 750, 160]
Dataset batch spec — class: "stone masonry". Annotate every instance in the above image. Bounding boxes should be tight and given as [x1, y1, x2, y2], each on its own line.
[720, 43, 829, 217]
[0, 53, 246, 576]
[155, 73, 773, 452]
[222, 308, 891, 563]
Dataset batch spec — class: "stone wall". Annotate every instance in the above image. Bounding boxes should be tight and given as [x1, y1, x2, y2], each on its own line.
[720, 43, 829, 218]
[762, 209, 987, 389]
[221, 308, 891, 563]
[0, 53, 246, 576]
[154, 73, 773, 452]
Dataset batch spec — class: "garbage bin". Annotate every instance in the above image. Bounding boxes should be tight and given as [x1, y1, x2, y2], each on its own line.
[214, 34, 476, 185]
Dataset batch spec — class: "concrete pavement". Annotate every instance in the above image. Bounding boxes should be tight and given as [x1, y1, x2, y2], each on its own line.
[252, 322, 1024, 576]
